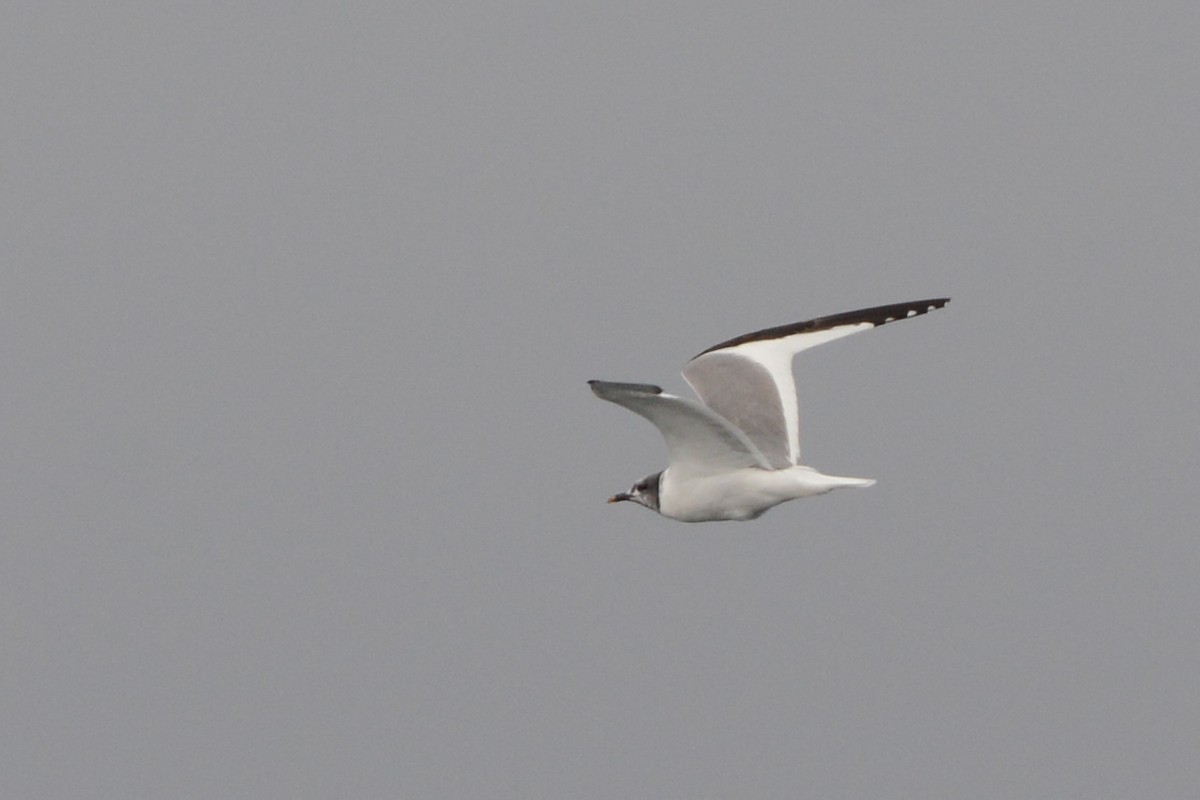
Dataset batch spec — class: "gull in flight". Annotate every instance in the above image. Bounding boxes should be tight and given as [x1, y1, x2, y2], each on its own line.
[590, 299, 949, 522]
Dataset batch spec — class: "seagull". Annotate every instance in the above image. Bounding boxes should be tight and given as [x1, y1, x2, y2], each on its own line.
[590, 298, 949, 522]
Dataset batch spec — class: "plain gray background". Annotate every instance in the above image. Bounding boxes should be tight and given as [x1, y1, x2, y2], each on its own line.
[4, 3, 1198, 797]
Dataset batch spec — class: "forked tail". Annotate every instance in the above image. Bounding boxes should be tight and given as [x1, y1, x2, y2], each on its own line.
[824, 474, 875, 489]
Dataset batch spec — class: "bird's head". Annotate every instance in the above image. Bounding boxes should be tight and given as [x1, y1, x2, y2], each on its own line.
[608, 471, 662, 514]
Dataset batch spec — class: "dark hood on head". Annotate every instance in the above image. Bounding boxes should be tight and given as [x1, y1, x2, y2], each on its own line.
[641, 471, 662, 511]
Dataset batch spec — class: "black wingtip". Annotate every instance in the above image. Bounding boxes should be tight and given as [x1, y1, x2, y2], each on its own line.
[588, 380, 664, 396]
[694, 297, 950, 357]
[786, 298, 951, 331]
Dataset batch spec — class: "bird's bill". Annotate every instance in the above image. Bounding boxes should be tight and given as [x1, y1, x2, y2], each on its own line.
[608, 492, 632, 503]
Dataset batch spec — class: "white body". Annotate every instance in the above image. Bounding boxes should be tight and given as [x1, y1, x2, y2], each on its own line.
[658, 466, 875, 522]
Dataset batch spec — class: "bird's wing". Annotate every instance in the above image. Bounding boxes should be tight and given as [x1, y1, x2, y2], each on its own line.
[588, 380, 771, 476]
[682, 298, 949, 466]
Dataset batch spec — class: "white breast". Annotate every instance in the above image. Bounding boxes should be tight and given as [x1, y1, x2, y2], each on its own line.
[658, 466, 868, 522]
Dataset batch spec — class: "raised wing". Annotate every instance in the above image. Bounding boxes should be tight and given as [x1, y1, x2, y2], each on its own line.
[588, 380, 771, 476]
[682, 298, 949, 466]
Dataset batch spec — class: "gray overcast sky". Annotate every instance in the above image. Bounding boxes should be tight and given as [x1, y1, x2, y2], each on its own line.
[4, 2, 1199, 797]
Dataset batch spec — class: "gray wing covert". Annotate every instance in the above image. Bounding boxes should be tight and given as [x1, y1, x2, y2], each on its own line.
[682, 352, 793, 469]
[588, 380, 770, 475]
